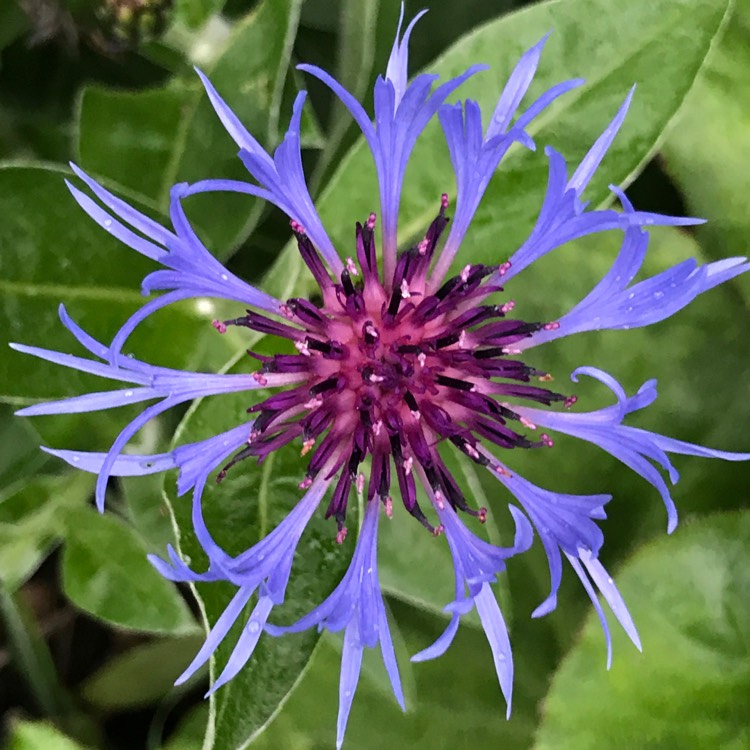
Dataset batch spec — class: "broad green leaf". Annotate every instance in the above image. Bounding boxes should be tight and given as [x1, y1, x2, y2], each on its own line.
[77, 85, 190, 204]
[285, 0, 730, 275]
[80, 633, 205, 710]
[122, 471, 180, 553]
[0, 3, 29, 56]
[61, 506, 197, 634]
[77, 0, 304, 256]
[175, 0, 226, 30]
[161, 705, 209, 750]
[332, 0, 380, 102]
[0, 406, 48, 487]
[306, 0, 380, 193]
[662, 0, 750, 269]
[163, 387, 353, 749]
[535, 511, 750, 750]
[6, 721, 87, 750]
[0, 472, 94, 590]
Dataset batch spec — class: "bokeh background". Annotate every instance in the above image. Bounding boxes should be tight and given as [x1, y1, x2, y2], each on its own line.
[1, 0, 748, 748]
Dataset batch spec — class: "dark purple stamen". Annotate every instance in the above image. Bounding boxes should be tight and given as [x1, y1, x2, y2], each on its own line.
[218, 197, 570, 537]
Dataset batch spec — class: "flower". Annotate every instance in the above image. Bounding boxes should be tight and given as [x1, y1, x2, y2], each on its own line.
[13, 5, 750, 747]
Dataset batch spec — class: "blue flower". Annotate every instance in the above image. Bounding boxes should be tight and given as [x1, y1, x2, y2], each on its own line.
[13, 5, 750, 747]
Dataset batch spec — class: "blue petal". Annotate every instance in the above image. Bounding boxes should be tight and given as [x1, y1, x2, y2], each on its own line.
[384, 5, 428, 106]
[8, 342, 149, 386]
[194, 68, 272, 168]
[69, 163, 174, 247]
[336, 624, 364, 750]
[486, 33, 549, 138]
[410, 612, 460, 663]
[474, 583, 514, 717]
[208, 595, 275, 695]
[519, 369, 750, 533]
[568, 87, 634, 193]
[66, 180, 165, 261]
[523, 222, 748, 347]
[579, 547, 641, 652]
[197, 71, 342, 274]
[41, 446, 175, 476]
[176, 586, 255, 686]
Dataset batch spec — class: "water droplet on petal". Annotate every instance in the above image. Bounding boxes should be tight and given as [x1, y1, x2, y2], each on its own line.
[104, 219, 112, 228]
[221, 273, 229, 281]
[248, 620, 260, 634]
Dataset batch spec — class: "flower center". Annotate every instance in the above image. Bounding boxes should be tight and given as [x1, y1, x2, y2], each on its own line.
[214, 198, 568, 537]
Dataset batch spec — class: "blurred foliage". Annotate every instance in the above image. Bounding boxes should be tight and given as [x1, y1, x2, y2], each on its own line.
[0, 0, 748, 749]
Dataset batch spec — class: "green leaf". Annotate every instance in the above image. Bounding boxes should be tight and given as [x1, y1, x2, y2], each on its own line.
[77, 0, 304, 257]
[295, 0, 730, 274]
[61, 506, 197, 634]
[0, 2, 30, 55]
[122, 471, 180, 553]
[535, 511, 750, 750]
[162, 386, 353, 749]
[0, 472, 94, 591]
[77, 85, 190, 204]
[175, 0, 226, 30]
[80, 633, 206, 710]
[161, 705, 209, 750]
[0, 585, 74, 721]
[0, 406, 48, 487]
[661, 0, 750, 270]
[306, 0, 380, 192]
[7, 721, 88, 750]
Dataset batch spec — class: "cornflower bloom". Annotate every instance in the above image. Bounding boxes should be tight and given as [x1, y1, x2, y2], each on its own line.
[13, 7, 750, 747]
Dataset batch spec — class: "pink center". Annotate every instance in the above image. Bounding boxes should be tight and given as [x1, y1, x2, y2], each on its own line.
[215, 199, 569, 536]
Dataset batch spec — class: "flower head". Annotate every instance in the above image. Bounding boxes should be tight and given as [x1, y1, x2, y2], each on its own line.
[13, 6, 750, 747]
